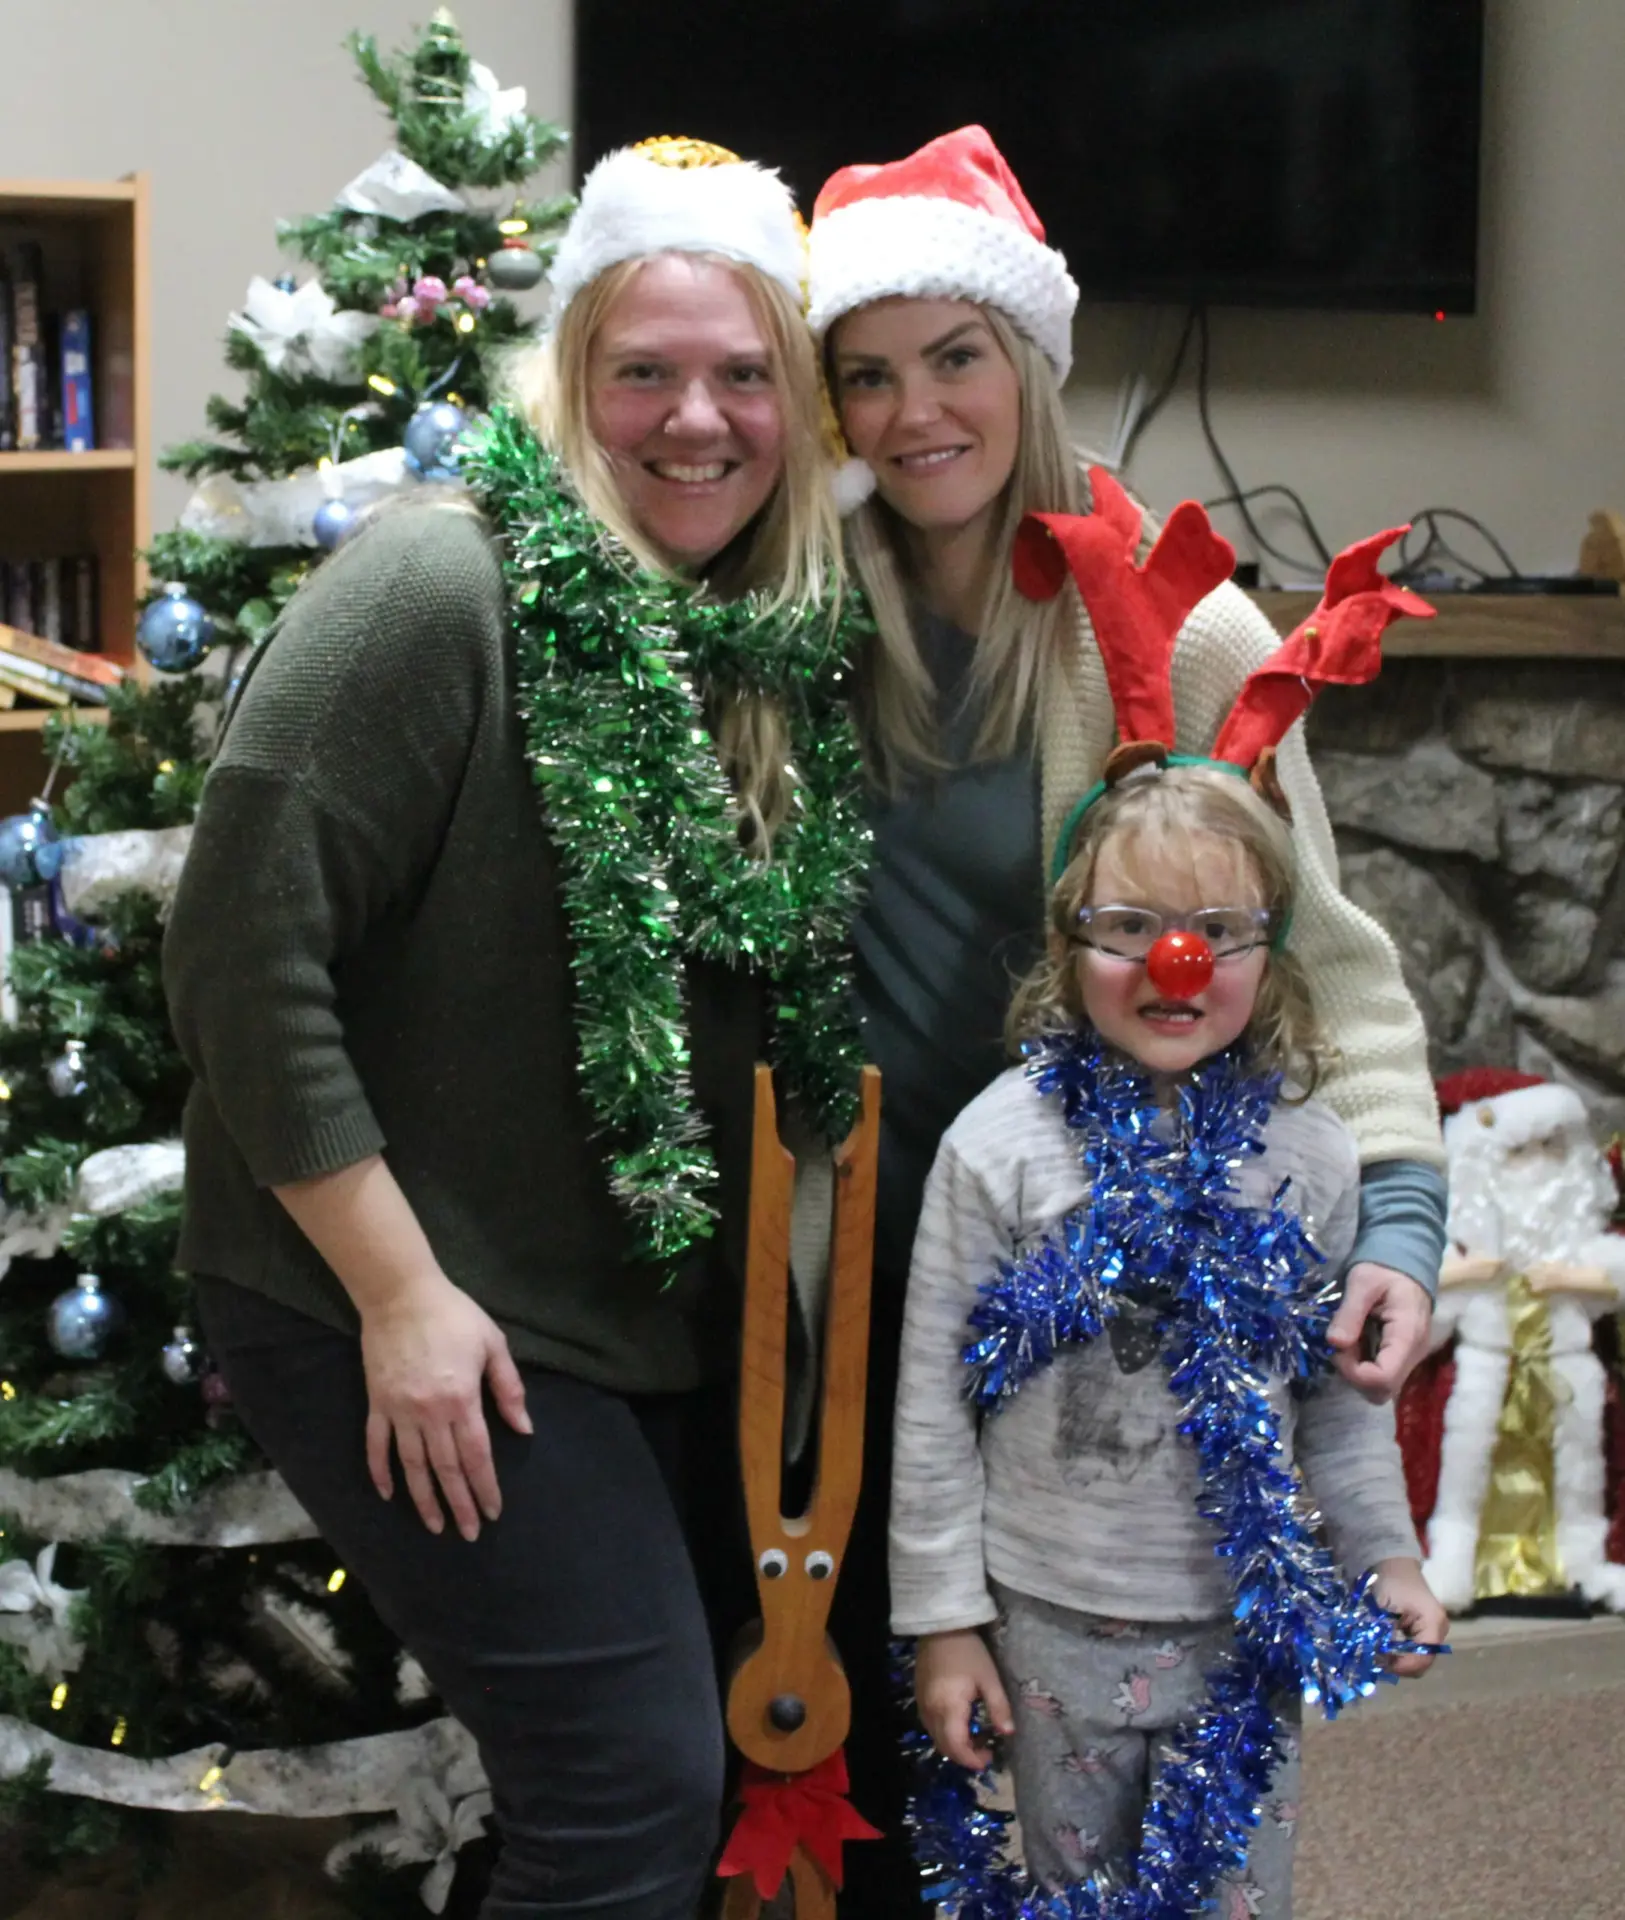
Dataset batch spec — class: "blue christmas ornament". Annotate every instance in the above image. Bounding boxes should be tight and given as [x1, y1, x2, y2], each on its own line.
[312, 496, 359, 550]
[403, 400, 468, 481]
[0, 801, 63, 889]
[48, 1273, 126, 1362]
[137, 582, 216, 673]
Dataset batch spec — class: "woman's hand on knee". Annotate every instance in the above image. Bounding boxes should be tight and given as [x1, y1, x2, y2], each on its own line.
[358, 1272, 533, 1541]
[914, 1628, 1014, 1772]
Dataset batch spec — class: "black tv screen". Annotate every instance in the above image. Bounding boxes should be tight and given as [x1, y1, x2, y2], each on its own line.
[576, 0, 1484, 315]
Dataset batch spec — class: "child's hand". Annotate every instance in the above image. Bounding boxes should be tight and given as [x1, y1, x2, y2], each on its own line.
[914, 1628, 1015, 1770]
[1373, 1556, 1449, 1677]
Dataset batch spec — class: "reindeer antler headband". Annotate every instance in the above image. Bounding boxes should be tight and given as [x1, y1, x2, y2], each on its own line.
[1017, 468, 1434, 886]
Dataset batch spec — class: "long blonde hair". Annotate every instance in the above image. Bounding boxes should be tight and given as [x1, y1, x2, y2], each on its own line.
[1006, 766, 1330, 1091]
[511, 253, 843, 842]
[836, 306, 1087, 787]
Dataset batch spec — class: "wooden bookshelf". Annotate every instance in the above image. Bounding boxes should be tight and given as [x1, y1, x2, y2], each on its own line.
[0, 175, 147, 806]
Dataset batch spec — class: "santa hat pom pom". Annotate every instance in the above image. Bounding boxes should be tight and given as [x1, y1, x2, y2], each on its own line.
[831, 457, 878, 516]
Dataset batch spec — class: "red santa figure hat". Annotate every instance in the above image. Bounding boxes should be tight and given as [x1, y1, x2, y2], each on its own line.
[808, 126, 1079, 381]
[1437, 1066, 1590, 1157]
[546, 136, 806, 328]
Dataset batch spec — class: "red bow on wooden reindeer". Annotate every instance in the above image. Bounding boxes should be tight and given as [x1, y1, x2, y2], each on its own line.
[718, 1752, 881, 1899]
[1016, 467, 1435, 882]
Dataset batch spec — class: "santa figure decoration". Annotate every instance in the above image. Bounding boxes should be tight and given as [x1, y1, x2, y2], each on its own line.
[1409, 1069, 1625, 1613]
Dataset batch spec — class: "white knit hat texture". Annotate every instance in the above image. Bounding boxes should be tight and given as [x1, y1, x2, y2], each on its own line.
[547, 136, 806, 326]
[808, 125, 1079, 381]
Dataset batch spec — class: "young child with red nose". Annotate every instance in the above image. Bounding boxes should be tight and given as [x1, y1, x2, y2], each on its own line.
[887, 504, 1450, 1919]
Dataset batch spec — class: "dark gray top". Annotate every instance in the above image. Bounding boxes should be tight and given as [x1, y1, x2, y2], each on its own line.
[164, 503, 760, 1393]
[854, 612, 1045, 1275]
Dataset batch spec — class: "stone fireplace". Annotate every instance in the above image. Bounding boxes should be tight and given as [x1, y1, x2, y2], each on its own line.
[1303, 657, 1625, 1139]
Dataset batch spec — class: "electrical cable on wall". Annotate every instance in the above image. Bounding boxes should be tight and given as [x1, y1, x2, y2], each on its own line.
[1114, 304, 1197, 471]
[1116, 304, 1526, 591]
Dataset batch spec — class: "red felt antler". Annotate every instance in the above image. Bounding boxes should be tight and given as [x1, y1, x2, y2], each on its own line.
[1209, 526, 1434, 769]
[1014, 468, 1236, 752]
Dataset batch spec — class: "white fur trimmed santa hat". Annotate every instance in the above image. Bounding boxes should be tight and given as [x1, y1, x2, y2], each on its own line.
[1437, 1066, 1589, 1158]
[546, 136, 806, 328]
[807, 125, 1079, 381]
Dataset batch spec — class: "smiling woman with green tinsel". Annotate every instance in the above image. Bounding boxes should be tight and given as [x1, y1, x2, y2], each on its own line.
[162, 138, 871, 1920]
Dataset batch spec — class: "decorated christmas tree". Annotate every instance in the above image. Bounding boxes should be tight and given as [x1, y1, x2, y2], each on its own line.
[0, 15, 567, 1910]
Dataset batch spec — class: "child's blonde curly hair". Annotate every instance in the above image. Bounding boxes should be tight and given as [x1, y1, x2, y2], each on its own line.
[1006, 764, 1334, 1092]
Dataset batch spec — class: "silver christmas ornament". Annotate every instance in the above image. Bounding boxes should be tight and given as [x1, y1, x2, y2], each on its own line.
[485, 242, 543, 292]
[161, 1325, 205, 1385]
[47, 1039, 90, 1100]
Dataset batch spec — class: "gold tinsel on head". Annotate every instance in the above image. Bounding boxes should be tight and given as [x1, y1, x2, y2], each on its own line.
[632, 135, 745, 170]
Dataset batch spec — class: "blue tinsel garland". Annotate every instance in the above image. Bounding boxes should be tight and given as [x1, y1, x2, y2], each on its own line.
[902, 1033, 1428, 1920]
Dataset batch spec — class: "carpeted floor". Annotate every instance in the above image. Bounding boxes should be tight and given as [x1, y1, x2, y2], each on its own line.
[1294, 1617, 1625, 1919]
[1296, 1685, 1625, 1918]
[5, 1619, 1624, 1918]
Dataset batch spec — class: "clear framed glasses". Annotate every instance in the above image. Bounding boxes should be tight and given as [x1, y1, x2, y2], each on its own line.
[1073, 903, 1273, 962]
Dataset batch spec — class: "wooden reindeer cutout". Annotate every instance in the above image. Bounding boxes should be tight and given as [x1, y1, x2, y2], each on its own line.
[720, 1064, 882, 1920]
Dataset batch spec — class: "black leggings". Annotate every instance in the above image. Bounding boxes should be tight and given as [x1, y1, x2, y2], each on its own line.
[826, 1268, 927, 1920]
[196, 1278, 726, 1920]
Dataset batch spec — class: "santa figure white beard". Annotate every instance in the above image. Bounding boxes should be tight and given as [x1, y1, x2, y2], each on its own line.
[1447, 1135, 1618, 1271]
[1424, 1118, 1625, 1612]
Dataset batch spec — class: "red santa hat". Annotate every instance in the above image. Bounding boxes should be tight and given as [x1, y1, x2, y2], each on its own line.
[547, 135, 806, 329]
[1437, 1067, 1590, 1157]
[807, 126, 1079, 381]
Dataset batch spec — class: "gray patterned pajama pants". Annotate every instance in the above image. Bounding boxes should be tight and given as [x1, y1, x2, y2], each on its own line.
[991, 1584, 1303, 1920]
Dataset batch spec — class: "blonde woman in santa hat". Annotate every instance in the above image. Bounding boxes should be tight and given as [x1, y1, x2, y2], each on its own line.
[805, 125, 1449, 1916]
[165, 141, 855, 1920]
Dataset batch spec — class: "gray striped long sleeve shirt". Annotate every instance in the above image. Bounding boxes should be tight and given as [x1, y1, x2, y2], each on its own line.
[889, 1063, 1422, 1636]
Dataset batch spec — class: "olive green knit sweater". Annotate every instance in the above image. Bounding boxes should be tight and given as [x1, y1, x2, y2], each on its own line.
[164, 503, 761, 1393]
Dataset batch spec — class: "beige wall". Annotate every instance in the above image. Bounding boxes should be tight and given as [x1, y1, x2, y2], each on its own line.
[1, 0, 1618, 574]
[0, 0, 573, 527]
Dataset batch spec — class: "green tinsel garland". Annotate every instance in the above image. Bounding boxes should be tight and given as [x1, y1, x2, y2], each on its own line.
[463, 405, 872, 1264]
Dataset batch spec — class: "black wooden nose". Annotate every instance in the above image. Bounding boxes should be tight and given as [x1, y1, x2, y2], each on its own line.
[768, 1694, 806, 1732]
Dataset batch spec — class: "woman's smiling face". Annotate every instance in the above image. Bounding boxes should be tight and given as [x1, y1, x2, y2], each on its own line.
[830, 297, 1021, 540]
[586, 253, 786, 569]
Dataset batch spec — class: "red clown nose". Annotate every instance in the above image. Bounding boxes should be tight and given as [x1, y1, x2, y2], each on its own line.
[1145, 930, 1214, 1000]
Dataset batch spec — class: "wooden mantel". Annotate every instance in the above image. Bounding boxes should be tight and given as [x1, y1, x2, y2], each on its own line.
[1250, 589, 1625, 660]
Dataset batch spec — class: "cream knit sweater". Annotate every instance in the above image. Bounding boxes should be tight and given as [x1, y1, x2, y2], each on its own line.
[1038, 579, 1443, 1170]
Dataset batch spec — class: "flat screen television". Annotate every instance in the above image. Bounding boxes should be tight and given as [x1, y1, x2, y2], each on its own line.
[575, 0, 1484, 315]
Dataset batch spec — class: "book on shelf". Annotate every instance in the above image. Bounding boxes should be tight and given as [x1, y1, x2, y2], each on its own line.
[68, 554, 98, 652]
[0, 564, 108, 658]
[0, 662, 69, 706]
[37, 558, 62, 645]
[0, 560, 29, 632]
[0, 882, 56, 1023]
[0, 255, 12, 452]
[0, 639, 114, 705]
[0, 618, 121, 685]
[9, 241, 46, 452]
[59, 309, 93, 452]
